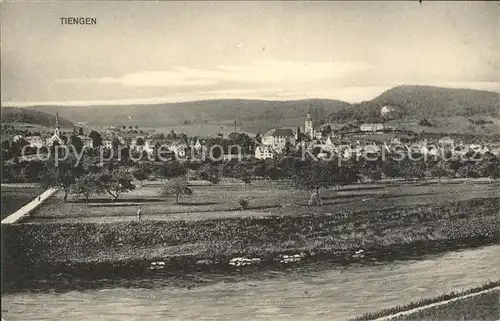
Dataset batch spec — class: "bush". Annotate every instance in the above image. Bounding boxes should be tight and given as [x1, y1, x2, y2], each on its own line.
[239, 198, 249, 209]
[418, 118, 433, 127]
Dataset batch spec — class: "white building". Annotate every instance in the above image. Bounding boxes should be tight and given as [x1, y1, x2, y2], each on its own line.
[255, 145, 274, 159]
[391, 137, 401, 144]
[77, 135, 94, 149]
[360, 123, 384, 132]
[25, 136, 44, 148]
[102, 140, 113, 149]
[194, 139, 202, 151]
[438, 137, 454, 146]
[381, 105, 396, 117]
[168, 140, 187, 158]
[261, 128, 296, 152]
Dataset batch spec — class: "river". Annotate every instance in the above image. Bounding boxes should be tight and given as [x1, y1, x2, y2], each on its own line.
[2, 245, 499, 321]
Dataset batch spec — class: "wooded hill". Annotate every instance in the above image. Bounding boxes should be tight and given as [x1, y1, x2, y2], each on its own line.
[328, 85, 500, 123]
[5, 85, 500, 135]
[1, 107, 74, 128]
[17, 99, 350, 134]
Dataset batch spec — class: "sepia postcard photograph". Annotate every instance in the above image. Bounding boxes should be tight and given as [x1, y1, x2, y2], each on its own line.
[1, 1, 499, 320]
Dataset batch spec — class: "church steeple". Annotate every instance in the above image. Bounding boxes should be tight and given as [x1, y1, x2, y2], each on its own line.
[54, 113, 60, 136]
[47, 112, 64, 146]
[305, 104, 314, 139]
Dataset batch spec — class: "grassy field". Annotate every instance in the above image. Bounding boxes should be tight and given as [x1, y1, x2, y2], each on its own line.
[393, 290, 499, 321]
[0, 185, 45, 219]
[386, 116, 500, 135]
[4, 196, 499, 271]
[350, 281, 499, 321]
[28, 180, 500, 223]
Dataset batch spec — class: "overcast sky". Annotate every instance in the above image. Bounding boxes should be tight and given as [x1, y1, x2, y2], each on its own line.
[1, 1, 499, 106]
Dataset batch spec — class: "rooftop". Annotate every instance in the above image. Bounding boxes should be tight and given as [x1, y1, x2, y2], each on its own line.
[272, 128, 295, 137]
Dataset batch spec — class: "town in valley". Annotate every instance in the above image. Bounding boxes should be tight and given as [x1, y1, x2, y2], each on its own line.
[1, 1, 499, 321]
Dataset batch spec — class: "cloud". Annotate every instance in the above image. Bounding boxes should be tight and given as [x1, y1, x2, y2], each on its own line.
[55, 60, 371, 88]
[5, 81, 500, 107]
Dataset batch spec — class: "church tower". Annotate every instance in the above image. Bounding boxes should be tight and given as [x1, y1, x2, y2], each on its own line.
[54, 113, 61, 137]
[304, 105, 314, 139]
[47, 112, 64, 146]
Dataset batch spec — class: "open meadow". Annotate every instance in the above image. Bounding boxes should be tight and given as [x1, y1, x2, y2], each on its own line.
[0, 184, 44, 219]
[27, 179, 500, 223]
[4, 178, 498, 271]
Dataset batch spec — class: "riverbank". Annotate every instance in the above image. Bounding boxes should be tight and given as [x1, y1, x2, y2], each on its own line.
[350, 281, 499, 321]
[3, 197, 498, 278]
[3, 245, 499, 320]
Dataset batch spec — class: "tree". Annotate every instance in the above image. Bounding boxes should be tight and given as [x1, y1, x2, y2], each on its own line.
[157, 160, 187, 179]
[112, 137, 122, 150]
[88, 130, 103, 148]
[100, 168, 136, 201]
[2, 140, 12, 159]
[69, 135, 84, 153]
[294, 158, 359, 205]
[458, 154, 499, 183]
[418, 118, 433, 127]
[457, 159, 480, 184]
[399, 158, 426, 183]
[198, 162, 220, 184]
[294, 160, 330, 205]
[255, 133, 262, 144]
[430, 160, 454, 183]
[167, 130, 178, 140]
[136, 137, 145, 146]
[78, 127, 84, 136]
[478, 154, 500, 182]
[296, 127, 301, 142]
[72, 172, 105, 204]
[240, 171, 252, 189]
[179, 133, 188, 143]
[358, 159, 382, 182]
[381, 157, 402, 179]
[239, 198, 249, 209]
[10, 138, 29, 157]
[38, 155, 84, 202]
[159, 177, 192, 204]
[132, 163, 152, 184]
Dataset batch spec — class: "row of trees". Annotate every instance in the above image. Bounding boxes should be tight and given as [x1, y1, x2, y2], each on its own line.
[2, 141, 499, 205]
[38, 155, 136, 203]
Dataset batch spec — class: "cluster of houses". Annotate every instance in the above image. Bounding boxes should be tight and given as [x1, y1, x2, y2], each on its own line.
[20, 114, 94, 149]
[254, 108, 499, 160]
[16, 114, 191, 158]
[9, 110, 500, 162]
[255, 108, 387, 159]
